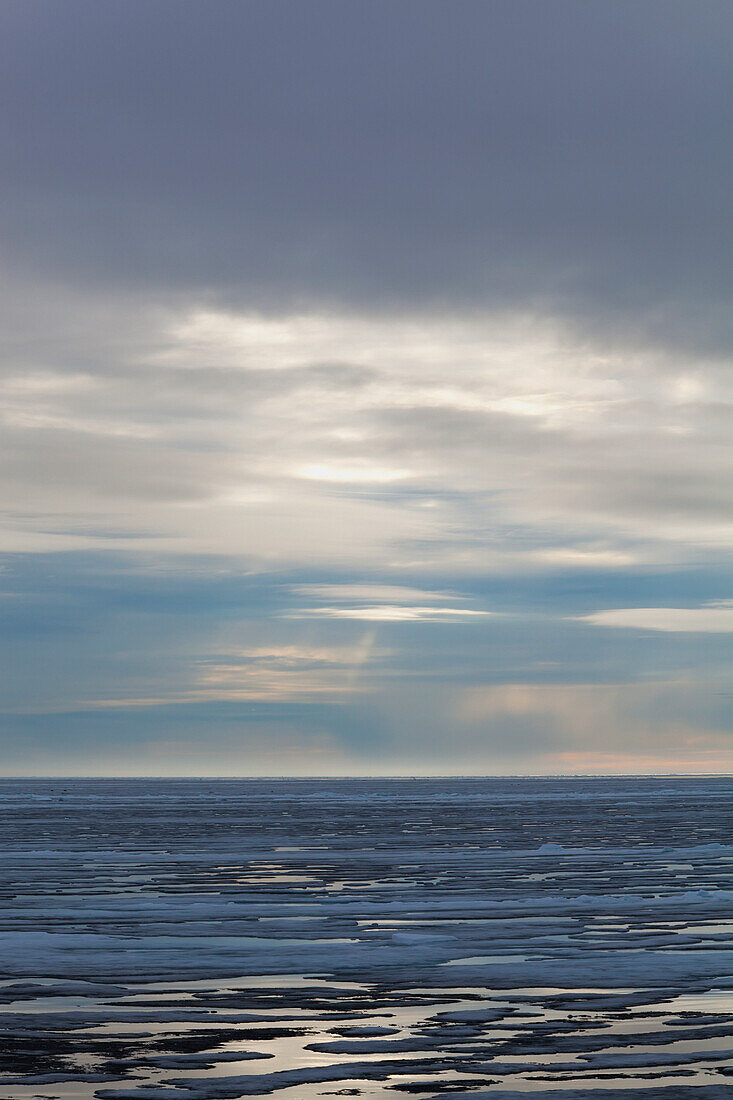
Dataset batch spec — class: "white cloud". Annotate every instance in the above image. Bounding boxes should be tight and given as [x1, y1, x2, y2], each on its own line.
[82, 640, 383, 708]
[290, 605, 490, 622]
[289, 583, 489, 621]
[1, 285, 730, 569]
[294, 584, 465, 603]
[578, 601, 733, 633]
[296, 463, 412, 484]
[529, 547, 639, 569]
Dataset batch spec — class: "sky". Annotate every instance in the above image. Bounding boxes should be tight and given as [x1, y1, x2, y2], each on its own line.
[1, 0, 731, 776]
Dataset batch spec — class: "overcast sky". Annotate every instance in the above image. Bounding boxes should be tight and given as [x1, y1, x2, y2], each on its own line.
[1, 1, 731, 775]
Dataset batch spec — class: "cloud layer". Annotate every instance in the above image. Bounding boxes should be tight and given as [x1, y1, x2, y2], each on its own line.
[0, 2, 730, 773]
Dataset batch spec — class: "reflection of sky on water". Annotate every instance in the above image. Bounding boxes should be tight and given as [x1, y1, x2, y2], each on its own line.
[0, 777, 731, 1097]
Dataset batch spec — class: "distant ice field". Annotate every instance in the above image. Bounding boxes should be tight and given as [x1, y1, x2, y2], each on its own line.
[0, 776, 731, 1098]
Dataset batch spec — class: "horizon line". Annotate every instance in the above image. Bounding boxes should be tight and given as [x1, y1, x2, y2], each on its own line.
[2, 773, 730, 781]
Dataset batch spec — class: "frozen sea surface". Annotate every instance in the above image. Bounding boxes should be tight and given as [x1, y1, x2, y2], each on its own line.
[0, 776, 731, 1099]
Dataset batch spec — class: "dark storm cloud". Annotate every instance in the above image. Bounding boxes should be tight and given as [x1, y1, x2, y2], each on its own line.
[2, 0, 732, 349]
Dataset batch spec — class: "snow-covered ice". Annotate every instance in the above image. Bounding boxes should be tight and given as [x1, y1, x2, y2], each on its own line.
[0, 776, 731, 1098]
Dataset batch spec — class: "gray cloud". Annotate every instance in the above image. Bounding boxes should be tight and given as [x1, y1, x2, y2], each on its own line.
[1, 1, 731, 351]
